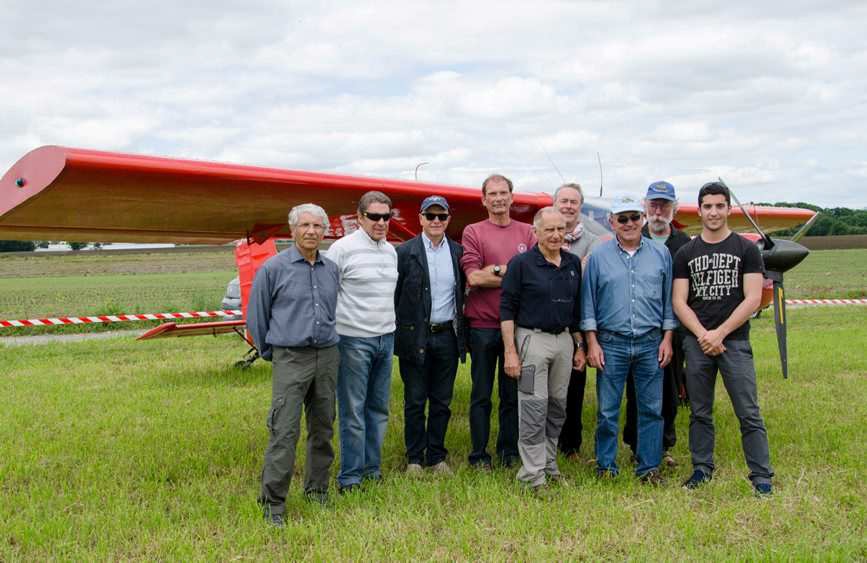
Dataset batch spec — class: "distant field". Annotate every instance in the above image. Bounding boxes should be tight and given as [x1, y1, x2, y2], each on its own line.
[0, 246, 863, 338]
[0, 307, 864, 560]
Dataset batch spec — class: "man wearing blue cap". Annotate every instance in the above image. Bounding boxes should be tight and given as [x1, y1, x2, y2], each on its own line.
[581, 196, 676, 483]
[623, 181, 691, 467]
[394, 195, 465, 474]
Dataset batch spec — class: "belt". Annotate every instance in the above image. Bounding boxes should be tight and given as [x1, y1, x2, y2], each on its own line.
[429, 321, 453, 334]
[518, 325, 568, 335]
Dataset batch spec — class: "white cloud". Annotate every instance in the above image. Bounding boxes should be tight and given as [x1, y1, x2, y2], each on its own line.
[0, 0, 865, 208]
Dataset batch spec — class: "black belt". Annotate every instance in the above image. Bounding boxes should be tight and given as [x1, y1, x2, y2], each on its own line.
[518, 325, 568, 335]
[429, 321, 453, 333]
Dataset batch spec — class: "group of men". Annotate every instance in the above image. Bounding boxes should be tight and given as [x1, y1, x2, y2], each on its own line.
[247, 175, 774, 526]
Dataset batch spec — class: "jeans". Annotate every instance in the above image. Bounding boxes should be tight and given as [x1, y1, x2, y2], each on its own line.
[336, 333, 394, 487]
[399, 329, 459, 466]
[468, 328, 519, 466]
[259, 345, 339, 516]
[682, 335, 773, 485]
[594, 330, 663, 476]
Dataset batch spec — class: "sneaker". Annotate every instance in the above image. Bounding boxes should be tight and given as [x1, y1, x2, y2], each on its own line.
[337, 483, 360, 495]
[596, 468, 616, 480]
[471, 461, 493, 472]
[662, 451, 677, 467]
[682, 469, 712, 490]
[406, 463, 424, 474]
[430, 461, 452, 475]
[639, 470, 665, 486]
[263, 508, 285, 528]
[304, 489, 329, 505]
[754, 482, 773, 497]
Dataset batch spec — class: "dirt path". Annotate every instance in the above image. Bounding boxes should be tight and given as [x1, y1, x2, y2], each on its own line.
[0, 329, 145, 347]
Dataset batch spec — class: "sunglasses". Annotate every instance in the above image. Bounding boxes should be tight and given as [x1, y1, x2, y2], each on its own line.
[362, 211, 392, 223]
[423, 212, 449, 222]
[616, 213, 643, 225]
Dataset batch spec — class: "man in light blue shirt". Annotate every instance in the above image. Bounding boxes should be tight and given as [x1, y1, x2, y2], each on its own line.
[581, 196, 676, 483]
[394, 196, 465, 474]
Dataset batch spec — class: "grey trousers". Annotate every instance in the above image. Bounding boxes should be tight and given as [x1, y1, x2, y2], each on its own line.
[259, 345, 339, 515]
[515, 328, 572, 487]
[683, 335, 774, 484]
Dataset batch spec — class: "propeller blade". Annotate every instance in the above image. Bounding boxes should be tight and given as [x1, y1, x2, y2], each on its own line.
[770, 275, 789, 379]
[719, 177, 775, 251]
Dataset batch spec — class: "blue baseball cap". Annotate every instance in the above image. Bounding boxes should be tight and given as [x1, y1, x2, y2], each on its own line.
[645, 180, 677, 201]
[610, 196, 644, 215]
[420, 195, 450, 212]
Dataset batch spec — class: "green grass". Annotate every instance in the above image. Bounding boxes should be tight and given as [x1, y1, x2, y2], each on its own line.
[784, 248, 867, 299]
[1, 307, 865, 560]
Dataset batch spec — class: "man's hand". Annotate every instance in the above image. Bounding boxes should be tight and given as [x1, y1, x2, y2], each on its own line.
[573, 347, 586, 371]
[698, 329, 726, 356]
[504, 348, 522, 378]
[587, 340, 605, 369]
[658, 338, 672, 368]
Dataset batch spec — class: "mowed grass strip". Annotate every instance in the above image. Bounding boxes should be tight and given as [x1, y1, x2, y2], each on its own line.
[1, 307, 865, 560]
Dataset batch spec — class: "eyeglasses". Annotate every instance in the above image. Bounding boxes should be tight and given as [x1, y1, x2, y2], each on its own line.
[616, 213, 643, 225]
[362, 211, 392, 223]
[423, 212, 449, 222]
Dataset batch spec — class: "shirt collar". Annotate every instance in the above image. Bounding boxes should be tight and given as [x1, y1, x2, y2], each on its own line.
[287, 245, 323, 264]
[421, 231, 446, 250]
[615, 236, 645, 255]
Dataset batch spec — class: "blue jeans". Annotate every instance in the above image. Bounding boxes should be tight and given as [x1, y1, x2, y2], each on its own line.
[336, 333, 394, 487]
[594, 330, 663, 476]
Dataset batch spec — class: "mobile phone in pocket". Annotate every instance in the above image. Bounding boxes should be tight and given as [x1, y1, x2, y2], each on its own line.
[518, 364, 536, 395]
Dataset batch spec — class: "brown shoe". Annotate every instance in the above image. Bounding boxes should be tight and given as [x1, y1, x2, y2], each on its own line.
[639, 470, 665, 486]
[662, 451, 677, 467]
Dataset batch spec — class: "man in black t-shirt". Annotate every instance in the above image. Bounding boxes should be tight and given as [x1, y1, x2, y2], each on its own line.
[672, 182, 774, 496]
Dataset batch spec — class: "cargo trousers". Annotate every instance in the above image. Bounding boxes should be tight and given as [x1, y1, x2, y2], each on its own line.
[515, 327, 572, 487]
[259, 345, 339, 516]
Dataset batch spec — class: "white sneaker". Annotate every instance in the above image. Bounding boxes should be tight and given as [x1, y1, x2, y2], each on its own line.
[430, 461, 452, 475]
[406, 463, 424, 474]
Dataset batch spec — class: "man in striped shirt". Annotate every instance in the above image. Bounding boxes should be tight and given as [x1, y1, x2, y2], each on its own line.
[326, 191, 399, 493]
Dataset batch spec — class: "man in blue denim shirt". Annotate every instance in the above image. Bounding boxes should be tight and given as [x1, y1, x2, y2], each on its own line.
[581, 196, 676, 483]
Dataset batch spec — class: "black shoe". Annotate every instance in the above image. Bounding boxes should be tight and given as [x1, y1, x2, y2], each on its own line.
[470, 460, 493, 472]
[596, 468, 616, 480]
[304, 489, 329, 505]
[263, 507, 285, 528]
[500, 456, 520, 469]
[639, 469, 665, 486]
[338, 483, 360, 495]
[682, 469, 711, 490]
[753, 482, 773, 497]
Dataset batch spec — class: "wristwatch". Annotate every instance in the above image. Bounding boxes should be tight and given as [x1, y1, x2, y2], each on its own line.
[493, 265, 502, 277]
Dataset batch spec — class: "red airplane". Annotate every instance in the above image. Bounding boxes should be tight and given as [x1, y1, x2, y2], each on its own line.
[0, 146, 815, 376]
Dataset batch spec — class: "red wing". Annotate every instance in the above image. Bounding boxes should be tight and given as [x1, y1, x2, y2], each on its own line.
[674, 203, 815, 235]
[0, 146, 551, 244]
[137, 320, 246, 340]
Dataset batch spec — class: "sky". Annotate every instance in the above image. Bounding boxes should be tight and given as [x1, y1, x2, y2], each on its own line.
[2, 1, 866, 208]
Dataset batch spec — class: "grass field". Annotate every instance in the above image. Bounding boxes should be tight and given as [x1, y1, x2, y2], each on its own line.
[1, 307, 865, 559]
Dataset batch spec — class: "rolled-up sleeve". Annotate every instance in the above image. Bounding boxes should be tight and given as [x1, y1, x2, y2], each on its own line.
[580, 253, 598, 332]
[246, 266, 273, 361]
[661, 250, 678, 331]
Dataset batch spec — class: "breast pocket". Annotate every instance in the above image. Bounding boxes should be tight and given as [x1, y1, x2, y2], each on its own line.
[638, 269, 663, 300]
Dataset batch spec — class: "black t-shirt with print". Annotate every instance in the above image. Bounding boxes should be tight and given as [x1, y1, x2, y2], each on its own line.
[673, 232, 764, 340]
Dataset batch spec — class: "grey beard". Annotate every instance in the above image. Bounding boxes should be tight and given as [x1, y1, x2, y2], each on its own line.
[648, 219, 671, 235]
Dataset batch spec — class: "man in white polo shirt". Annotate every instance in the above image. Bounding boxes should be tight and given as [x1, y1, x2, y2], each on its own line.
[326, 190, 399, 493]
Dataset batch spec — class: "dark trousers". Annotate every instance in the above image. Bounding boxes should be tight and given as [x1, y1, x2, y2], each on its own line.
[399, 329, 459, 466]
[682, 335, 773, 484]
[468, 327, 519, 466]
[624, 333, 683, 453]
[558, 367, 587, 455]
[259, 345, 339, 516]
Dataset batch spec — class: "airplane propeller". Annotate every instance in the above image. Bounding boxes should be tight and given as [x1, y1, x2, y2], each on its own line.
[719, 179, 815, 379]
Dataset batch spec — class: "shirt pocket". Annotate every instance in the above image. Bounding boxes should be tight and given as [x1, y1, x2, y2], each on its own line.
[638, 269, 663, 300]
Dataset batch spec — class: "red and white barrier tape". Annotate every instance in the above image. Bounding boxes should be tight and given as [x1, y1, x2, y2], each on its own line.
[785, 299, 867, 306]
[0, 310, 242, 328]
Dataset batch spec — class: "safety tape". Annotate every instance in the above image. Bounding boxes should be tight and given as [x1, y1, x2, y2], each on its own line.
[784, 299, 867, 306]
[0, 310, 243, 328]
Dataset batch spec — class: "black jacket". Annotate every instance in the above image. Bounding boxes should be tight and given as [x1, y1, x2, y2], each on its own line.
[394, 235, 466, 364]
[642, 224, 691, 258]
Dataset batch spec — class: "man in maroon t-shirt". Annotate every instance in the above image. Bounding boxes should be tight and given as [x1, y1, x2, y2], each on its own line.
[460, 174, 536, 469]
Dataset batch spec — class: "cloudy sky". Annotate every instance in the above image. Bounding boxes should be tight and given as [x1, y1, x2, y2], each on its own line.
[2, 1, 865, 207]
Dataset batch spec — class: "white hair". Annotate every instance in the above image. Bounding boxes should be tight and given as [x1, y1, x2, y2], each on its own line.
[533, 206, 563, 229]
[288, 203, 329, 229]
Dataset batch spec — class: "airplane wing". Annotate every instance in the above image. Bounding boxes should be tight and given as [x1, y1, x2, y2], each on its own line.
[674, 203, 813, 235]
[0, 145, 548, 244]
[1, 145, 813, 243]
